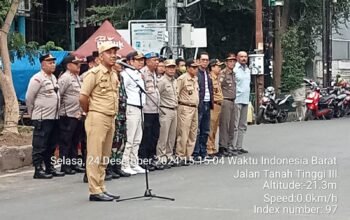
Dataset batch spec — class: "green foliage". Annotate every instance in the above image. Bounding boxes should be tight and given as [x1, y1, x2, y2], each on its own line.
[39, 41, 64, 52]
[281, 26, 306, 92]
[85, 0, 165, 29]
[8, 32, 39, 64]
[0, 0, 10, 26]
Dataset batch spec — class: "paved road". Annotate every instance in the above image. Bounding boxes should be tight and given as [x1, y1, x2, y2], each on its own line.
[0, 118, 349, 220]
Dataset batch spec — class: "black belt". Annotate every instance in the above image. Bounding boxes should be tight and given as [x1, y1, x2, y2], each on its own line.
[127, 104, 142, 109]
[160, 106, 176, 110]
[224, 98, 234, 102]
[178, 102, 197, 108]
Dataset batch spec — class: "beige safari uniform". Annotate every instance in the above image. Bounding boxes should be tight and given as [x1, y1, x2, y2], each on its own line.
[80, 64, 119, 195]
[156, 75, 178, 162]
[26, 71, 60, 120]
[58, 71, 82, 118]
[175, 72, 199, 160]
[207, 72, 223, 154]
[219, 67, 236, 150]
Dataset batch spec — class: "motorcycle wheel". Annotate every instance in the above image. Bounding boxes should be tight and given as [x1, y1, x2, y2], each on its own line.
[277, 111, 288, 123]
[325, 110, 333, 120]
[256, 108, 265, 125]
[304, 109, 314, 121]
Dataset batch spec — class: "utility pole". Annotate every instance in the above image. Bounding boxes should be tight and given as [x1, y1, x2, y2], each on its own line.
[322, 0, 332, 88]
[273, 3, 282, 92]
[166, 0, 179, 59]
[70, 0, 76, 51]
[255, 0, 264, 113]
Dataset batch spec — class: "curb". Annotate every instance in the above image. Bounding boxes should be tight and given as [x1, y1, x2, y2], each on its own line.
[0, 145, 32, 171]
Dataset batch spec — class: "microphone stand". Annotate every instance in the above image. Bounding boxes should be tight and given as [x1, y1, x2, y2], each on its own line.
[116, 67, 174, 202]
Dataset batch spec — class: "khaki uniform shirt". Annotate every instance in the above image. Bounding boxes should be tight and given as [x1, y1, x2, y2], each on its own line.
[219, 67, 236, 99]
[25, 70, 60, 120]
[141, 66, 160, 113]
[58, 70, 82, 118]
[210, 72, 223, 103]
[157, 75, 178, 108]
[80, 64, 119, 116]
[177, 72, 199, 106]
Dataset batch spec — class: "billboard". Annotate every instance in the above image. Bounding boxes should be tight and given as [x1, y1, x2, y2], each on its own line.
[129, 20, 167, 54]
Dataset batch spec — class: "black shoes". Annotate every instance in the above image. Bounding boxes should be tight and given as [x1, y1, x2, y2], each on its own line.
[83, 173, 88, 183]
[238, 149, 248, 154]
[46, 166, 65, 177]
[114, 165, 131, 177]
[33, 166, 53, 179]
[71, 165, 85, 173]
[227, 150, 238, 157]
[104, 173, 112, 181]
[89, 193, 114, 202]
[218, 147, 229, 157]
[61, 165, 76, 175]
[103, 191, 120, 199]
[109, 170, 120, 179]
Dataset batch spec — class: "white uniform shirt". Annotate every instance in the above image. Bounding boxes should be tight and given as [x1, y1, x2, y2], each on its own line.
[121, 68, 146, 106]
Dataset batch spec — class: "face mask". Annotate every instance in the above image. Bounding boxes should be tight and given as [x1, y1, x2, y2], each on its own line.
[179, 66, 187, 73]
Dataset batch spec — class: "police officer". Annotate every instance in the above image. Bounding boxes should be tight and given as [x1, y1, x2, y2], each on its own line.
[58, 55, 85, 175]
[175, 59, 199, 166]
[156, 59, 178, 168]
[207, 59, 224, 156]
[79, 42, 120, 202]
[139, 52, 163, 170]
[26, 53, 65, 179]
[120, 51, 147, 175]
[218, 52, 238, 157]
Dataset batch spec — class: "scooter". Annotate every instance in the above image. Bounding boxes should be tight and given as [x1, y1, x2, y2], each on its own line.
[304, 87, 335, 121]
[256, 87, 292, 124]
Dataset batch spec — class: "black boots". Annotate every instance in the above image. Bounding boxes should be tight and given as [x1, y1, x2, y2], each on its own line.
[113, 164, 131, 177]
[106, 164, 120, 179]
[46, 166, 65, 177]
[33, 165, 53, 179]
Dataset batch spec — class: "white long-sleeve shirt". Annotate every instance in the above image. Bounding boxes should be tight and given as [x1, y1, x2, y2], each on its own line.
[121, 68, 146, 106]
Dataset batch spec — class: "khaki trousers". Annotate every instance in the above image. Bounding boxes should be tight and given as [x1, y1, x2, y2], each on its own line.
[121, 105, 143, 169]
[175, 105, 198, 159]
[85, 111, 115, 194]
[207, 103, 222, 154]
[219, 100, 235, 150]
[156, 108, 177, 163]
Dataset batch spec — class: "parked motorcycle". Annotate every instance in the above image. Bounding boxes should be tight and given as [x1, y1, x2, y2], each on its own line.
[256, 87, 292, 124]
[340, 90, 350, 116]
[304, 86, 335, 121]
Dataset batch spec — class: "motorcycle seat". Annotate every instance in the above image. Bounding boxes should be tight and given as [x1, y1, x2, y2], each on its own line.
[319, 94, 336, 104]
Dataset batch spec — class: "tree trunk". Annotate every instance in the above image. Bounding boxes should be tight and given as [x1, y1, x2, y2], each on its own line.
[0, 0, 20, 134]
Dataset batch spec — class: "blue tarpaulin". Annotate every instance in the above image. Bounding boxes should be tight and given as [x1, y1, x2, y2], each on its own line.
[11, 51, 68, 101]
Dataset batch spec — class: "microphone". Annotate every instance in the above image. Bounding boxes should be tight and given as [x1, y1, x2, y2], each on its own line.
[116, 60, 136, 70]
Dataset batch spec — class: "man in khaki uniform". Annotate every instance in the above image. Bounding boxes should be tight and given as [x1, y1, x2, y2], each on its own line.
[79, 42, 119, 202]
[218, 53, 237, 157]
[207, 59, 224, 156]
[156, 59, 178, 168]
[175, 59, 199, 165]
